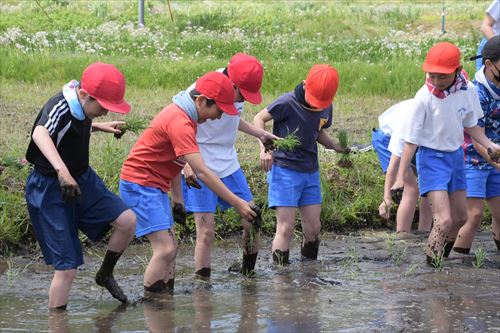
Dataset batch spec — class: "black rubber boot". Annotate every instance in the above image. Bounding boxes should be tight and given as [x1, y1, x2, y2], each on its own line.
[443, 241, 455, 258]
[272, 250, 290, 266]
[241, 252, 258, 276]
[453, 247, 470, 254]
[301, 239, 320, 260]
[195, 267, 211, 279]
[95, 250, 127, 303]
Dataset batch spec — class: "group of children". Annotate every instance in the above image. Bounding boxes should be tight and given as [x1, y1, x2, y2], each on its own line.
[373, 37, 500, 264]
[24, 38, 500, 309]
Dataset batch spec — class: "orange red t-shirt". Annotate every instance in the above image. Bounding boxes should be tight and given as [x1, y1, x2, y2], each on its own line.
[120, 104, 199, 193]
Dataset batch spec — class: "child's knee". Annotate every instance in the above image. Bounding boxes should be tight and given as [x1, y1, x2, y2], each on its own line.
[198, 228, 215, 245]
[114, 209, 137, 235]
[55, 269, 77, 282]
[276, 224, 294, 239]
[156, 244, 177, 263]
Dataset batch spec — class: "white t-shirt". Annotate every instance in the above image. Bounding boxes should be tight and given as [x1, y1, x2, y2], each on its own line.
[487, 0, 500, 35]
[187, 68, 244, 178]
[401, 82, 484, 152]
[378, 99, 417, 157]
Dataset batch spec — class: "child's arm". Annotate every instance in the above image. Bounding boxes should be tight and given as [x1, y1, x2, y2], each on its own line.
[184, 152, 256, 221]
[379, 154, 401, 219]
[253, 108, 274, 171]
[317, 129, 348, 152]
[465, 125, 500, 162]
[471, 137, 500, 170]
[170, 174, 186, 225]
[238, 118, 279, 147]
[92, 121, 126, 135]
[32, 126, 81, 201]
[391, 142, 417, 203]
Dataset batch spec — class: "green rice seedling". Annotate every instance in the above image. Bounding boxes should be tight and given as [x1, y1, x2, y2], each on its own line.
[6, 257, 31, 287]
[121, 116, 149, 135]
[405, 262, 418, 277]
[473, 247, 486, 269]
[385, 233, 397, 257]
[336, 129, 352, 168]
[394, 245, 407, 266]
[430, 252, 444, 271]
[274, 131, 300, 152]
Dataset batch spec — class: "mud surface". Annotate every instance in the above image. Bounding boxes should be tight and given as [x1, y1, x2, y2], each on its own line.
[1, 231, 499, 332]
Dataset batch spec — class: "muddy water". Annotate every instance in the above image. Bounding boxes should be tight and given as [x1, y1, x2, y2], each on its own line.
[1, 231, 499, 332]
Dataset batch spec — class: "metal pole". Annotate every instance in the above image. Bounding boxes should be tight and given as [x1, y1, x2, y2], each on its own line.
[441, 0, 446, 34]
[138, 0, 145, 27]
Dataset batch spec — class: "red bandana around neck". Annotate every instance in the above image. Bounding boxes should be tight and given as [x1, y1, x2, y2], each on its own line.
[425, 69, 469, 99]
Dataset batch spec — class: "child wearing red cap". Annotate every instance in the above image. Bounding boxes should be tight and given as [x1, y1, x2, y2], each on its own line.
[119, 71, 256, 293]
[172, 53, 278, 279]
[253, 64, 348, 264]
[454, 35, 500, 255]
[25, 62, 136, 309]
[391, 42, 500, 266]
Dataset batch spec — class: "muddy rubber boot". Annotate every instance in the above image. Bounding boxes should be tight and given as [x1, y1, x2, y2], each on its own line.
[301, 239, 320, 260]
[195, 267, 211, 279]
[241, 252, 258, 277]
[272, 250, 290, 266]
[144, 279, 174, 294]
[453, 247, 470, 254]
[95, 250, 127, 303]
[443, 241, 455, 258]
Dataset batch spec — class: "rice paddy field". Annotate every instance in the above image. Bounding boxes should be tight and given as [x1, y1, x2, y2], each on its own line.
[0, 0, 490, 248]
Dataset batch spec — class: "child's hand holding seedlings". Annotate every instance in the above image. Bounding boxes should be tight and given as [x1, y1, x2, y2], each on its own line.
[182, 163, 202, 189]
[57, 167, 81, 203]
[92, 121, 126, 138]
[487, 145, 500, 163]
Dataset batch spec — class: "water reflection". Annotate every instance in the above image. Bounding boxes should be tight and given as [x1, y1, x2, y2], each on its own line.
[237, 282, 259, 333]
[48, 309, 69, 333]
[94, 303, 128, 333]
[192, 287, 213, 333]
[266, 271, 321, 333]
[143, 294, 176, 333]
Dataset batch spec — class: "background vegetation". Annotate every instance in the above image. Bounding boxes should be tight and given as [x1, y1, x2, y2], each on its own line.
[0, 0, 489, 250]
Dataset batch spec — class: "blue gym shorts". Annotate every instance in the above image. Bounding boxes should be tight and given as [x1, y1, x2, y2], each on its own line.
[416, 147, 466, 197]
[25, 168, 128, 270]
[465, 168, 500, 199]
[267, 165, 322, 208]
[119, 179, 174, 238]
[371, 128, 391, 173]
[182, 168, 253, 213]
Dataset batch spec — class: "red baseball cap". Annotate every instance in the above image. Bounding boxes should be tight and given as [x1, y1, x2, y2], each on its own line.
[195, 72, 238, 115]
[81, 62, 131, 114]
[227, 53, 263, 104]
[304, 64, 339, 110]
[422, 42, 461, 74]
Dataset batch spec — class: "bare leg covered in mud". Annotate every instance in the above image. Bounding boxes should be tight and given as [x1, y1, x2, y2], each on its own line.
[272, 207, 296, 265]
[95, 209, 136, 303]
[426, 191, 467, 262]
[48, 209, 135, 308]
[455, 196, 500, 253]
[143, 229, 177, 293]
[299, 204, 322, 260]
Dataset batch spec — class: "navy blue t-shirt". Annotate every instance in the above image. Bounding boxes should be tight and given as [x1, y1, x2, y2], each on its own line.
[268, 91, 332, 173]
